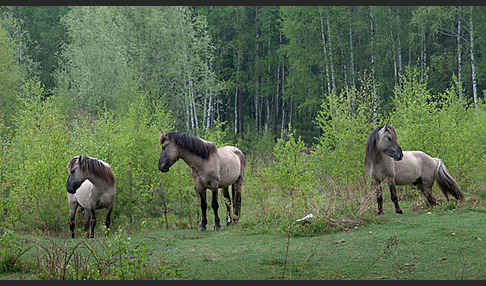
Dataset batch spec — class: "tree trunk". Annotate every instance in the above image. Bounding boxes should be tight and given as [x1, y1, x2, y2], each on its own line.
[255, 7, 260, 135]
[369, 7, 378, 116]
[349, 9, 356, 89]
[469, 6, 477, 104]
[457, 7, 463, 99]
[234, 51, 239, 136]
[342, 48, 349, 98]
[391, 27, 398, 85]
[281, 59, 286, 139]
[265, 97, 269, 133]
[396, 9, 403, 75]
[326, 9, 336, 93]
[319, 7, 331, 95]
[206, 93, 212, 129]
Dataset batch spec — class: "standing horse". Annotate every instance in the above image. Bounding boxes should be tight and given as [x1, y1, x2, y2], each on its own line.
[66, 156, 116, 238]
[364, 124, 464, 215]
[158, 132, 246, 231]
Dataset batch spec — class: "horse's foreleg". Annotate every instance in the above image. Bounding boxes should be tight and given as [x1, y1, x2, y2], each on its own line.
[68, 203, 78, 238]
[89, 209, 96, 238]
[389, 184, 403, 214]
[222, 187, 232, 226]
[198, 188, 208, 231]
[211, 188, 221, 231]
[374, 184, 384, 215]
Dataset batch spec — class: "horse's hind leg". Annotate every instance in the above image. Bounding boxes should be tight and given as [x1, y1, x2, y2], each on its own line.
[232, 179, 243, 223]
[222, 187, 232, 225]
[84, 209, 96, 238]
[104, 207, 113, 237]
[211, 188, 221, 231]
[418, 183, 437, 207]
[388, 183, 403, 214]
[83, 208, 91, 238]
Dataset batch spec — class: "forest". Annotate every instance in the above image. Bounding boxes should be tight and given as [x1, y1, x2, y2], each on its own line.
[1, 5, 486, 280]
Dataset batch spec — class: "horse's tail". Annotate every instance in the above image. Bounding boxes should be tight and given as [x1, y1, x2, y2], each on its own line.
[234, 148, 246, 182]
[435, 159, 464, 201]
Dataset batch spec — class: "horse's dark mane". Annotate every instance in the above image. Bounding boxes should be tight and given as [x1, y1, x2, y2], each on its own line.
[164, 131, 217, 159]
[69, 156, 115, 186]
[365, 124, 398, 167]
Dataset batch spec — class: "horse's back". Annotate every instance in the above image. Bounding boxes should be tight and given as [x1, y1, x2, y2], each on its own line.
[69, 179, 115, 210]
[216, 146, 244, 187]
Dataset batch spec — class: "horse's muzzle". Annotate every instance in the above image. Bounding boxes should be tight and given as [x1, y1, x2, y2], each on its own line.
[393, 149, 403, 161]
[66, 180, 82, 194]
[159, 165, 170, 172]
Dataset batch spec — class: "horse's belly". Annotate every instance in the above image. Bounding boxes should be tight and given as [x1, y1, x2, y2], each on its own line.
[394, 153, 422, 185]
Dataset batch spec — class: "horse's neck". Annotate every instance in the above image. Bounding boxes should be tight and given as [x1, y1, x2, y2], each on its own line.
[179, 149, 207, 170]
[86, 174, 115, 191]
[372, 151, 394, 167]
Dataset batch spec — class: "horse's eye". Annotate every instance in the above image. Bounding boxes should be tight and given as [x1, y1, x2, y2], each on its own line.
[70, 169, 75, 174]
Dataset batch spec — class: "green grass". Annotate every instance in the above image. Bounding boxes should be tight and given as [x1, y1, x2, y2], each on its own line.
[2, 202, 486, 280]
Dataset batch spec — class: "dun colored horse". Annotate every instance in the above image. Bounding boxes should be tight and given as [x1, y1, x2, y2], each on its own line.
[365, 124, 464, 215]
[66, 156, 116, 238]
[158, 132, 246, 231]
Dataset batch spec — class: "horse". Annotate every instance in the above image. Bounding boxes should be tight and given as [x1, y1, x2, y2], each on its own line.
[158, 131, 246, 231]
[364, 124, 464, 215]
[66, 156, 116, 238]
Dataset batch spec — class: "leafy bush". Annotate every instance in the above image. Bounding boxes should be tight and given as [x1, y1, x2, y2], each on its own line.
[0, 229, 31, 273]
[35, 227, 181, 280]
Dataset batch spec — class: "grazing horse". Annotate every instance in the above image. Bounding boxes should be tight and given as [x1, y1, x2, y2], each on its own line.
[66, 156, 116, 238]
[364, 124, 464, 215]
[158, 132, 246, 231]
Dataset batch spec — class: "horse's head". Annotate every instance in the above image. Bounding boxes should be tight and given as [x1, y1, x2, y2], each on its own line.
[158, 132, 179, 172]
[66, 156, 87, 194]
[376, 124, 403, 161]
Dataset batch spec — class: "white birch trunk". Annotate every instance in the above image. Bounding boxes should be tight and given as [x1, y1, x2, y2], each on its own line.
[234, 51, 239, 136]
[396, 9, 403, 75]
[281, 59, 286, 139]
[265, 97, 269, 133]
[391, 27, 397, 85]
[255, 7, 259, 135]
[349, 11, 355, 89]
[319, 7, 331, 95]
[206, 93, 212, 129]
[469, 6, 477, 104]
[327, 9, 336, 92]
[457, 8, 462, 99]
[369, 7, 378, 115]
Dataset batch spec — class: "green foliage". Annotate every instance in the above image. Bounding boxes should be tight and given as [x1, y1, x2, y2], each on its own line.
[201, 120, 232, 148]
[35, 228, 181, 280]
[5, 80, 70, 231]
[314, 76, 376, 185]
[0, 229, 31, 273]
[0, 23, 22, 137]
[254, 127, 323, 232]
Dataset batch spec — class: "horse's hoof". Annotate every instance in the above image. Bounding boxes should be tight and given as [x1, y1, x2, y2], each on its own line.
[377, 211, 384, 215]
[214, 224, 221, 231]
[396, 209, 403, 214]
[200, 226, 207, 232]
